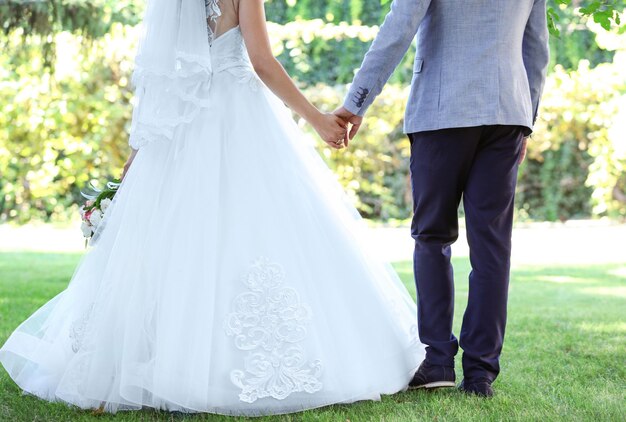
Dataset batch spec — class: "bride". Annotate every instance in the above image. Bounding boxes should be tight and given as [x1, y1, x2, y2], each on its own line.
[0, 0, 424, 416]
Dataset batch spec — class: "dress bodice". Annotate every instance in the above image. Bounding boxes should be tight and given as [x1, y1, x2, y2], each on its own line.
[211, 27, 247, 68]
[209, 26, 258, 91]
[204, 0, 253, 79]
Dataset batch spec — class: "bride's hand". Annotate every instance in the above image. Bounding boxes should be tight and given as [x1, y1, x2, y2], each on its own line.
[311, 113, 348, 149]
[121, 149, 138, 180]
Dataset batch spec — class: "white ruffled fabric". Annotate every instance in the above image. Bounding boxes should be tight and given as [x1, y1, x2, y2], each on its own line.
[128, 0, 212, 149]
[0, 1, 425, 417]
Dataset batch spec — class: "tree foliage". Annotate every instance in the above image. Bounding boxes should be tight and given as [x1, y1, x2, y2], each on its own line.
[0, 0, 141, 37]
[548, 0, 626, 35]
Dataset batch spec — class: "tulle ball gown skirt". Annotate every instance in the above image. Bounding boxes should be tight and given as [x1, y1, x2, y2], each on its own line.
[0, 62, 424, 416]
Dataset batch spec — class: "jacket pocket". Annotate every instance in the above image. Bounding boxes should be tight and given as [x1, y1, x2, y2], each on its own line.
[414, 57, 424, 73]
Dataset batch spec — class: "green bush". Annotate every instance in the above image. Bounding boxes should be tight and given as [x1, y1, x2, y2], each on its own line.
[0, 26, 135, 223]
[520, 58, 626, 220]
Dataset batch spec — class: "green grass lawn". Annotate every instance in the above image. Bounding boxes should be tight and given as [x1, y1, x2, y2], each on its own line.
[1, 252, 624, 421]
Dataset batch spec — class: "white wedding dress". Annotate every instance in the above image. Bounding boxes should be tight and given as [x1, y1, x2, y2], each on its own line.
[0, 0, 424, 416]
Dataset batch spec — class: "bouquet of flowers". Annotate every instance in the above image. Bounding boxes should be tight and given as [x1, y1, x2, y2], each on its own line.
[79, 179, 120, 243]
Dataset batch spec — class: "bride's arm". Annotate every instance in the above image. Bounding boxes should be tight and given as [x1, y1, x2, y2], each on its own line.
[239, 0, 346, 148]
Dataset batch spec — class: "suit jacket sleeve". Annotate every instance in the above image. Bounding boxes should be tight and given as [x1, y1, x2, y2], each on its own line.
[522, 0, 550, 128]
[343, 0, 432, 116]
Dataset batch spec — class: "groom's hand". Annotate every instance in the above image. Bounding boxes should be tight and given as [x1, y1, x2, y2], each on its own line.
[519, 137, 529, 164]
[333, 107, 363, 146]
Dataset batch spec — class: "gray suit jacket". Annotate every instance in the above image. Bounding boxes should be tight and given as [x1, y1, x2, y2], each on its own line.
[344, 0, 550, 135]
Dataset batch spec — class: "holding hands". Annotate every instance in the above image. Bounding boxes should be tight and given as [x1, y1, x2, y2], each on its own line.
[308, 107, 364, 150]
[333, 107, 363, 147]
[311, 112, 349, 149]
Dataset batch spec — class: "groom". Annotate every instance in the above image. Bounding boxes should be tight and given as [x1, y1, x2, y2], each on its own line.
[335, 1, 549, 397]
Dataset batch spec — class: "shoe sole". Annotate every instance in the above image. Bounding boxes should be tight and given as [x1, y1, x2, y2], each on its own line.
[409, 381, 456, 389]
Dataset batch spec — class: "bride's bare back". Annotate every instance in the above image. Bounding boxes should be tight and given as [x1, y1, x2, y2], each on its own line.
[206, 0, 240, 43]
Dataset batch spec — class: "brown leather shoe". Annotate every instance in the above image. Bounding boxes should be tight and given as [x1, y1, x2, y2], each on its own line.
[409, 360, 456, 389]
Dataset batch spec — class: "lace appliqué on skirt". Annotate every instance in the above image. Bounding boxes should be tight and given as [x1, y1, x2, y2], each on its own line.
[68, 303, 94, 353]
[225, 258, 323, 403]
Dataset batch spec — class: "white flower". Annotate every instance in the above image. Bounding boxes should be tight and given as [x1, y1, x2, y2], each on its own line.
[89, 209, 103, 227]
[100, 198, 112, 212]
[80, 221, 93, 238]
